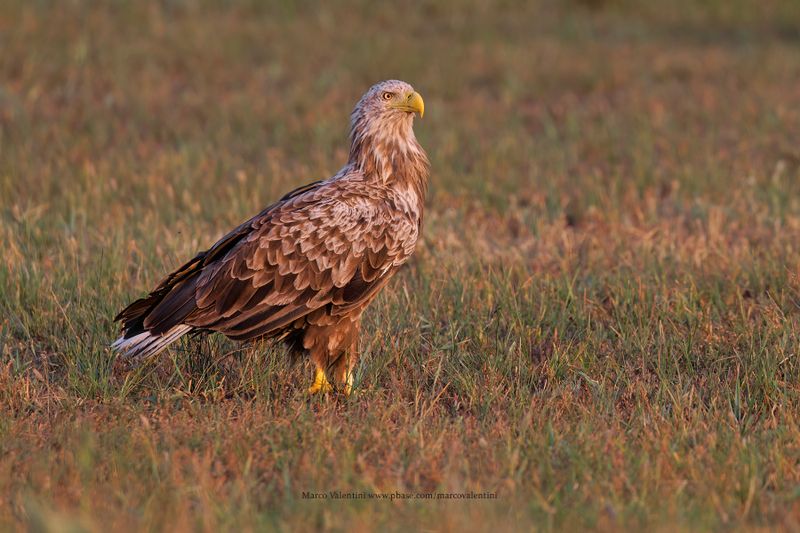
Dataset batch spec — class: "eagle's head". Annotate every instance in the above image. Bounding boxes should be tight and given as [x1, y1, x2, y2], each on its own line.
[348, 80, 426, 174]
[352, 79, 424, 124]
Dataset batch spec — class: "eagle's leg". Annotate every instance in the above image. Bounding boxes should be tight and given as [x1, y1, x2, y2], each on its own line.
[331, 318, 360, 396]
[304, 318, 360, 396]
[308, 366, 333, 394]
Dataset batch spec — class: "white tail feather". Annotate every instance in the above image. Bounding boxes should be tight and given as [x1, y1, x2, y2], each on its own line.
[111, 324, 192, 359]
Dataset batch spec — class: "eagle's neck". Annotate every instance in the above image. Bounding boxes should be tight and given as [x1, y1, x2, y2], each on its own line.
[347, 116, 430, 208]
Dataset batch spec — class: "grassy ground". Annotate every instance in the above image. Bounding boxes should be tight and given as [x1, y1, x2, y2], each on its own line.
[2, 0, 800, 530]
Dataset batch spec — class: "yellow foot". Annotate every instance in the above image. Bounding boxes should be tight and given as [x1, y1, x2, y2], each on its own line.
[341, 369, 354, 396]
[307, 368, 333, 395]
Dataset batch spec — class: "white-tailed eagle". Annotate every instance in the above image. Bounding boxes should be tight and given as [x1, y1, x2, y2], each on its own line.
[112, 80, 429, 395]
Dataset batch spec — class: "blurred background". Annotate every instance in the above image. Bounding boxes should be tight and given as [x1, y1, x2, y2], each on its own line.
[3, 0, 798, 229]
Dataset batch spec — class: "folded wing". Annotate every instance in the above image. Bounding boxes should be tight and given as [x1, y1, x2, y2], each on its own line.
[115, 175, 418, 346]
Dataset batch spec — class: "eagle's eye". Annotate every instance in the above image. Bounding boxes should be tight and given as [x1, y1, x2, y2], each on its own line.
[381, 92, 393, 101]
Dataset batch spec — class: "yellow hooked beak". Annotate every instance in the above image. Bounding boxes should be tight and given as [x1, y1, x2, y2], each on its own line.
[393, 91, 424, 118]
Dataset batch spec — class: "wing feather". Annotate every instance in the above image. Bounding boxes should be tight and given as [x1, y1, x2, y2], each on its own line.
[119, 173, 420, 344]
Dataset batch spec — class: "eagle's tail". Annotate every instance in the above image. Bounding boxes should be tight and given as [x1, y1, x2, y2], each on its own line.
[111, 324, 192, 359]
[112, 251, 207, 360]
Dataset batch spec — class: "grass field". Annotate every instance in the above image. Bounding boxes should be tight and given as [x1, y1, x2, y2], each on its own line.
[2, 0, 800, 530]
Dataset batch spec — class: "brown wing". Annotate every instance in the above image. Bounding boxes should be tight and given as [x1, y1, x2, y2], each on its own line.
[119, 173, 419, 343]
[115, 180, 323, 337]
[183, 176, 419, 340]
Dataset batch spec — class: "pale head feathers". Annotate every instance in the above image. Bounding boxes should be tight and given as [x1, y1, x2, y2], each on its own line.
[347, 80, 430, 186]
